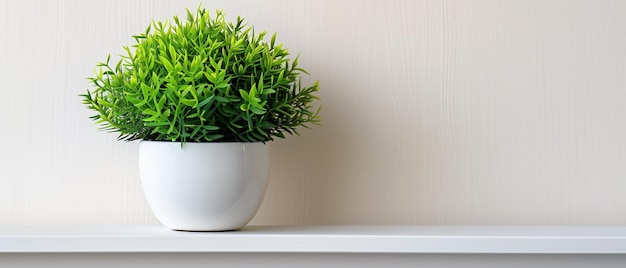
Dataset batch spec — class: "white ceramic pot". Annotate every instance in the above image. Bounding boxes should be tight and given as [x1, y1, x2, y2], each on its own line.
[138, 141, 270, 231]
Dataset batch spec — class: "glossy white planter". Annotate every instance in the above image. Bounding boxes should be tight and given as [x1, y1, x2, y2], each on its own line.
[138, 141, 270, 231]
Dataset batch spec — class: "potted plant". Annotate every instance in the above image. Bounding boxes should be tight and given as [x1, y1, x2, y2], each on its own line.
[81, 6, 321, 231]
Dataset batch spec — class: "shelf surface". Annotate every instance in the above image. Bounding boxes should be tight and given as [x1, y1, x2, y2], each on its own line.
[1, 225, 626, 254]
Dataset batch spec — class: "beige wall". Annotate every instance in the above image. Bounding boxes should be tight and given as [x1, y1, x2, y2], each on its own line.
[1, 0, 625, 226]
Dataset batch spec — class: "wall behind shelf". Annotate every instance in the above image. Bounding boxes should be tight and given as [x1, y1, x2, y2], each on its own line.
[1, 0, 625, 226]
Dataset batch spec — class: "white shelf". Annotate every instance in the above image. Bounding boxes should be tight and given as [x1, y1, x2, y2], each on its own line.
[2, 225, 626, 254]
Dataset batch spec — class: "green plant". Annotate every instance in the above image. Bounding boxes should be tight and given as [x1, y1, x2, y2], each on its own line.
[82, 7, 320, 143]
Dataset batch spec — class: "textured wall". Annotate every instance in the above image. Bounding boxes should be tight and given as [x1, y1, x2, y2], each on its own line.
[1, 0, 625, 226]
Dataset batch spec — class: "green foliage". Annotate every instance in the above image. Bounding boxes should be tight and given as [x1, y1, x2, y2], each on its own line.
[81, 7, 321, 143]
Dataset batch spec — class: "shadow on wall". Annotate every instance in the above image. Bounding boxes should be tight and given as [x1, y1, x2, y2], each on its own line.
[255, 71, 432, 225]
